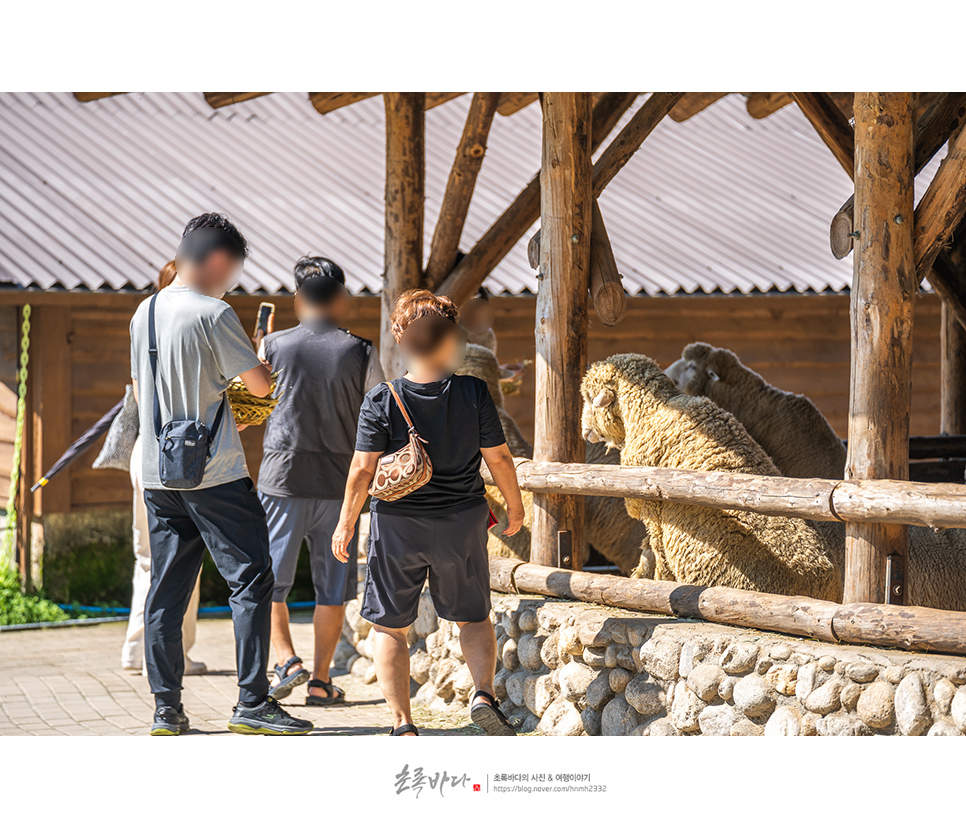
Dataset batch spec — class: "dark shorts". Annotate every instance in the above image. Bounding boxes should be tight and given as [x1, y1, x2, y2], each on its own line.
[259, 492, 359, 606]
[362, 502, 490, 628]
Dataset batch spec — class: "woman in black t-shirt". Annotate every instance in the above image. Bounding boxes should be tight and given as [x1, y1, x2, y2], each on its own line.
[332, 290, 524, 737]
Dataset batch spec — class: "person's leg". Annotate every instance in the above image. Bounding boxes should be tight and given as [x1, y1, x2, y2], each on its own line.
[361, 511, 430, 732]
[181, 574, 205, 674]
[457, 619, 498, 701]
[305, 500, 358, 697]
[371, 625, 414, 732]
[142, 489, 206, 709]
[186, 479, 275, 708]
[260, 493, 311, 690]
[122, 451, 152, 671]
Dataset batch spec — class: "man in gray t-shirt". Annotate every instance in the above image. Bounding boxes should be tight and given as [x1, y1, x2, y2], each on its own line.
[129, 213, 312, 738]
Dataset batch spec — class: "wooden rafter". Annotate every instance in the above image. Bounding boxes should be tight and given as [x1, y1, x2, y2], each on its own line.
[497, 92, 539, 116]
[425, 92, 466, 109]
[591, 92, 684, 198]
[791, 92, 854, 177]
[424, 93, 500, 288]
[435, 93, 640, 305]
[204, 92, 272, 109]
[746, 92, 792, 119]
[73, 93, 126, 102]
[309, 92, 379, 114]
[831, 93, 966, 259]
[670, 92, 728, 122]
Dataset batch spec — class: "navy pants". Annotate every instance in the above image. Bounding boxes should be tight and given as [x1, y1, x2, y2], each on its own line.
[143, 478, 273, 709]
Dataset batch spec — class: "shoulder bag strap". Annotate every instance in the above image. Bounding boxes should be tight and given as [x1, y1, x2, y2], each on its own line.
[148, 294, 162, 439]
[148, 292, 227, 442]
[386, 381, 422, 440]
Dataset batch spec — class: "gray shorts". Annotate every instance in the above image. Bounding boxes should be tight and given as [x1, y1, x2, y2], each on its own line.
[259, 492, 359, 606]
[362, 502, 491, 629]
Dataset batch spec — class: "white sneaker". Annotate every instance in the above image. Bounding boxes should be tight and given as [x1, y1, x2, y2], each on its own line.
[121, 661, 141, 674]
[183, 658, 208, 676]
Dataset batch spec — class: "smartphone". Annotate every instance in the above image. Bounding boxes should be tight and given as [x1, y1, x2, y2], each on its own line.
[254, 302, 275, 340]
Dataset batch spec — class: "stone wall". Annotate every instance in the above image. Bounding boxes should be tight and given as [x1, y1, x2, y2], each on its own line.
[336, 592, 966, 736]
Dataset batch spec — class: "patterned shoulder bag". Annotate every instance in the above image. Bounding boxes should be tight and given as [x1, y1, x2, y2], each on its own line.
[368, 381, 433, 501]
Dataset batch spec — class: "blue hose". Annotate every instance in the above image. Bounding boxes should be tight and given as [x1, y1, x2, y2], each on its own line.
[57, 601, 319, 616]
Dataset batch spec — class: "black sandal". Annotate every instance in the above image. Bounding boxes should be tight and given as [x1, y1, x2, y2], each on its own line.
[470, 690, 517, 736]
[391, 723, 419, 736]
[268, 656, 310, 701]
[305, 678, 346, 706]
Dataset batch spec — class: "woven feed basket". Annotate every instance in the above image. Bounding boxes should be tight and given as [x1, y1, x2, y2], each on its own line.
[227, 372, 281, 426]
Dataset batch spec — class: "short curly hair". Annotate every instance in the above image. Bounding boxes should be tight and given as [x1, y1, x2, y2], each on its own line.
[389, 289, 459, 342]
[182, 213, 249, 259]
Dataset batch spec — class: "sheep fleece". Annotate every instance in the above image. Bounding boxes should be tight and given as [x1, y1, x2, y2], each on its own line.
[581, 353, 842, 600]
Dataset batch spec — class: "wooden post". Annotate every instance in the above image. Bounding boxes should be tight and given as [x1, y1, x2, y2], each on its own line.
[844, 93, 916, 605]
[942, 301, 966, 434]
[425, 92, 499, 289]
[381, 93, 425, 379]
[532, 93, 592, 568]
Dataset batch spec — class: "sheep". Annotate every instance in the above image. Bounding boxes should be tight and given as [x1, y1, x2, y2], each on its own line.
[666, 343, 846, 479]
[666, 341, 966, 611]
[456, 343, 650, 576]
[581, 353, 842, 600]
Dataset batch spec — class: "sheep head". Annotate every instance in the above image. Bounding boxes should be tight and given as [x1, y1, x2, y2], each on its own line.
[581, 353, 677, 448]
[666, 342, 762, 402]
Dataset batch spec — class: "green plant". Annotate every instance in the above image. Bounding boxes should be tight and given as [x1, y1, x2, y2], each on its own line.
[0, 568, 68, 626]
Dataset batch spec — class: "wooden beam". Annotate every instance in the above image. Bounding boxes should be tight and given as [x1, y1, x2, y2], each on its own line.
[425, 93, 499, 289]
[497, 93, 538, 116]
[791, 92, 854, 177]
[489, 556, 966, 656]
[425, 92, 466, 109]
[942, 301, 966, 434]
[670, 92, 728, 122]
[591, 92, 684, 199]
[309, 92, 379, 115]
[481, 458, 966, 529]
[436, 93, 639, 307]
[532, 93, 592, 568]
[381, 93, 425, 379]
[845, 93, 916, 605]
[203, 92, 271, 109]
[528, 203, 628, 326]
[831, 93, 966, 259]
[913, 126, 966, 280]
[73, 93, 125, 102]
[746, 92, 792, 119]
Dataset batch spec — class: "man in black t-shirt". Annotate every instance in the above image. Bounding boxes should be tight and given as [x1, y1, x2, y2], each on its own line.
[258, 256, 384, 706]
[332, 289, 525, 737]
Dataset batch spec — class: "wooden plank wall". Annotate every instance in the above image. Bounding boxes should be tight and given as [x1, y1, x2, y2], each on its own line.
[0, 306, 19, 506]
[0, 290, 944, 514]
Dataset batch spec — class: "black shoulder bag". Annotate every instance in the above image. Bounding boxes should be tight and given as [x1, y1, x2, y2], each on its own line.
[148, 293, 226, 489]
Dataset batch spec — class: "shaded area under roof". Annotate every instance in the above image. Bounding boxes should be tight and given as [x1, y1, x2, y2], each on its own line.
[0, 92, 944, 297]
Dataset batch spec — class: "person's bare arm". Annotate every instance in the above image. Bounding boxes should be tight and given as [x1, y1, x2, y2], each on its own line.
[238, 359, 273, 398]
[132, 379, 139, 404]
[481, 443, 524, 536]
[332, 450, 381, 562]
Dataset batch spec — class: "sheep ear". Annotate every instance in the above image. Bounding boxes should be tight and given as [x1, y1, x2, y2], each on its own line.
[707, 369, 719, 381]
[593, 389, 615, 408]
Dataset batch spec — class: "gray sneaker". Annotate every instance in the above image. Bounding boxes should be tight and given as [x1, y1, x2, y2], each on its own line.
[228, 697, 314, 736]
[151, 705, 190, 736]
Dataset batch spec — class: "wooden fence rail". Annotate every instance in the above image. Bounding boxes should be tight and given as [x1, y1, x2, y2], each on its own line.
[482, 458, 966, 529]
[489, 557, 966, 655]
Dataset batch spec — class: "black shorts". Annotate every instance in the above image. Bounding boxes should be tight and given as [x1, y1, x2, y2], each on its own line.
[362, 502, 491, 628]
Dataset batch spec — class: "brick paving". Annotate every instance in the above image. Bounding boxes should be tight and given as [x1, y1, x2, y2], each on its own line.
[0, 617, 468, 737]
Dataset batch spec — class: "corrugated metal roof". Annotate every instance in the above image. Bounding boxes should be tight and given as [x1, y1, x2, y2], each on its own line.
[0, 92, 944, 297]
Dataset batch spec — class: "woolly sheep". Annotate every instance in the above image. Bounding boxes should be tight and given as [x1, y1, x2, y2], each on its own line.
[667, 342, 966, 611]
[456, 344, 650, 576]
[581, 353, 842, 600]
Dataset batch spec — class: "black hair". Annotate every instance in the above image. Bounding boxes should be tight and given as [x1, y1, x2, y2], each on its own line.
[181, 213, 249, 260]
[294, 256, 346, 304]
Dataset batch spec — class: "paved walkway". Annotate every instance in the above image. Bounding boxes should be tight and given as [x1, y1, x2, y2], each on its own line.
[0, 617, 475, 737]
